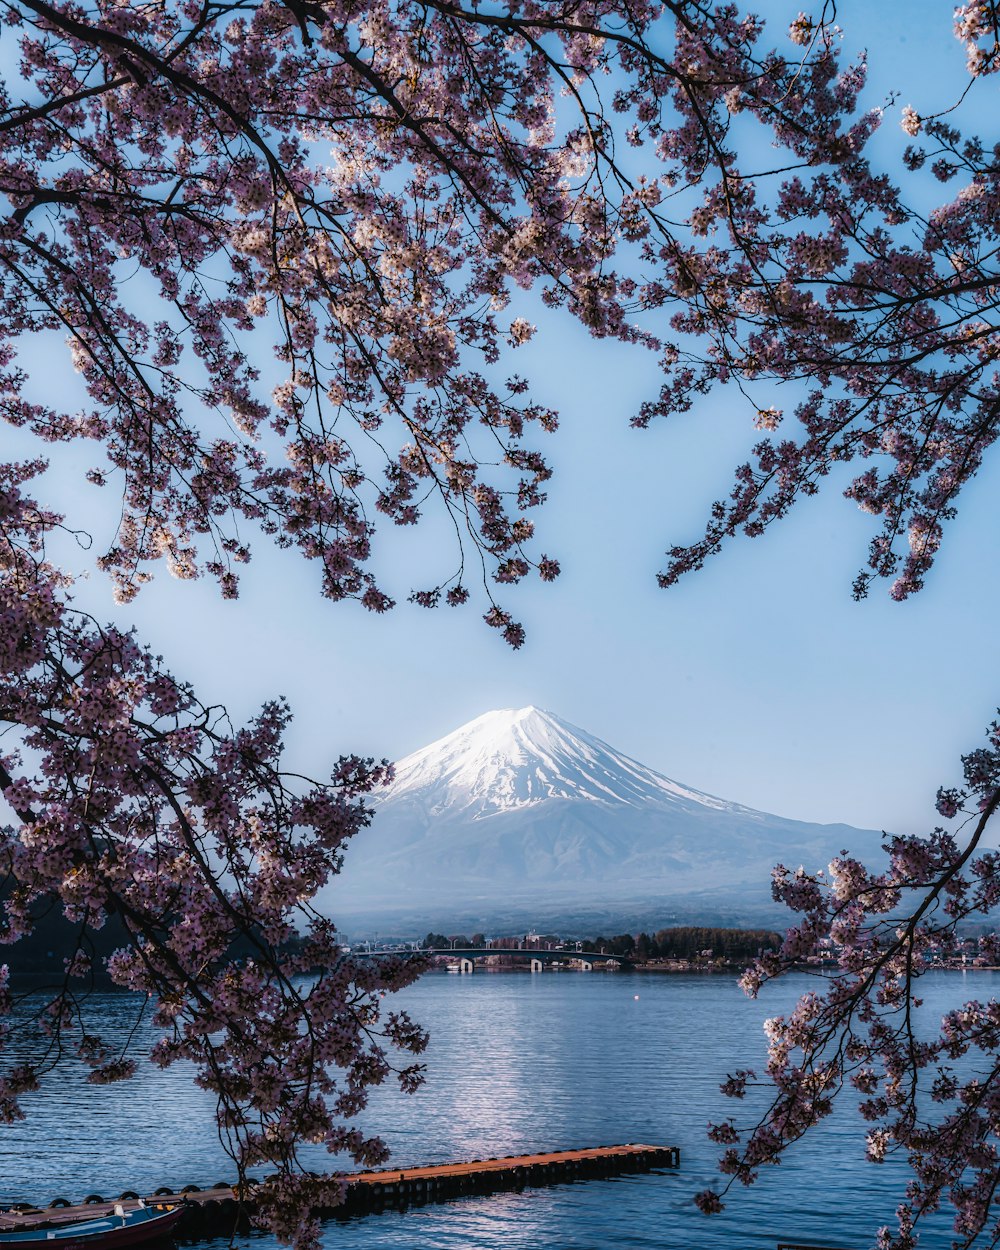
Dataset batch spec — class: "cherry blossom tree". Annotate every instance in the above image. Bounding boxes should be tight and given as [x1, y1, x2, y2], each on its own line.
[0, 457, 429, 1246]
[3, 0, 1000, 1244]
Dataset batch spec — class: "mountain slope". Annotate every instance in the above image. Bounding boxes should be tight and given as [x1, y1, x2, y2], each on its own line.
[323, 707, 884, 928]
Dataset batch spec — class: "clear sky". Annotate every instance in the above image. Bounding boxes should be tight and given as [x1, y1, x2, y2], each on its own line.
[12, 0, 1000, 839]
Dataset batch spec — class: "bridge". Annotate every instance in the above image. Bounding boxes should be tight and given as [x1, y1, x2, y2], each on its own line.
[354, 947, 633, 973]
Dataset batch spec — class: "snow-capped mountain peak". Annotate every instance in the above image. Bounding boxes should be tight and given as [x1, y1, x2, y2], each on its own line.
[327, 706, 883, 928]
[384, 706, 736, 818]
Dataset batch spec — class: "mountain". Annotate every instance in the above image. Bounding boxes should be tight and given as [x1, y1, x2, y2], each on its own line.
[322, 707, 885, 933]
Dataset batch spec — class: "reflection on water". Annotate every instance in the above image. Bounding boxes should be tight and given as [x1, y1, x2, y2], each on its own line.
[0, 969, 986, 1248]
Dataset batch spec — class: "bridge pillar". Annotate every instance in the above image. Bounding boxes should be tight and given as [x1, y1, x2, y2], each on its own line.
[459, 957, 474, 974]
[530, 958, 543, 973]
[580, 960, 593, 972]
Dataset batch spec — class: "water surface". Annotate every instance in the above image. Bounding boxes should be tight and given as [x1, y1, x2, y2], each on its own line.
[0, 968, 986, 1248]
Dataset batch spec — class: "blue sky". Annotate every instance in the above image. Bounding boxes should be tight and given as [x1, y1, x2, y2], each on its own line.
[10, 0, 1000, 839]
[100, 304, 1000, 836]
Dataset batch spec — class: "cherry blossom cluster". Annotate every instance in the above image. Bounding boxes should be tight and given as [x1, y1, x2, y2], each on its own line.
[0, 0, 654, 640]
[7, 0, 990, 634]
[626, 7, 1000, 608]
[0, 462, 426, 1247]
[697, 714, 1000, 1248]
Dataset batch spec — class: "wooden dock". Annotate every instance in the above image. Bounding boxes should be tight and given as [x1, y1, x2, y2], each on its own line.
[0, 1143, 680, 1235]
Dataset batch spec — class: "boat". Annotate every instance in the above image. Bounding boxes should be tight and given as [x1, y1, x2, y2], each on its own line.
[0, 1203, 185, 1250]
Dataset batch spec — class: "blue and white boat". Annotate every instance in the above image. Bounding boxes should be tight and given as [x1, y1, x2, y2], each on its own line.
[0, 1203, 184, 1250]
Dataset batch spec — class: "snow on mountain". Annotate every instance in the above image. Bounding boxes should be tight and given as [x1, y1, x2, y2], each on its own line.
[323, 706, 884, 927]
[385, 705, 737, 817]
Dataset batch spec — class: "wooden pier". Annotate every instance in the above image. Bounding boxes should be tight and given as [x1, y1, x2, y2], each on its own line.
[0, 1143, 680, 1236]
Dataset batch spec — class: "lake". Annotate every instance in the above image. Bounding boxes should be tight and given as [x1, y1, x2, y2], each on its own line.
[0, 967, 985, 1249]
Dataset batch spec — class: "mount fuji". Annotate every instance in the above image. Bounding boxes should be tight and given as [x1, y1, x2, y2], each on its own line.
[323, 707, 885, 932]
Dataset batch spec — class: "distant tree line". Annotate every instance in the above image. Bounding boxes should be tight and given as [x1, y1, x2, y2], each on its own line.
[625, 927, 782, 961]
[2, 891, 286, 983]
[568, 927, 783, 959]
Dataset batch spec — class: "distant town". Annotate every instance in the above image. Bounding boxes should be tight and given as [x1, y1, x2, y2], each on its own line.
[345, 926, 1000, 973]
